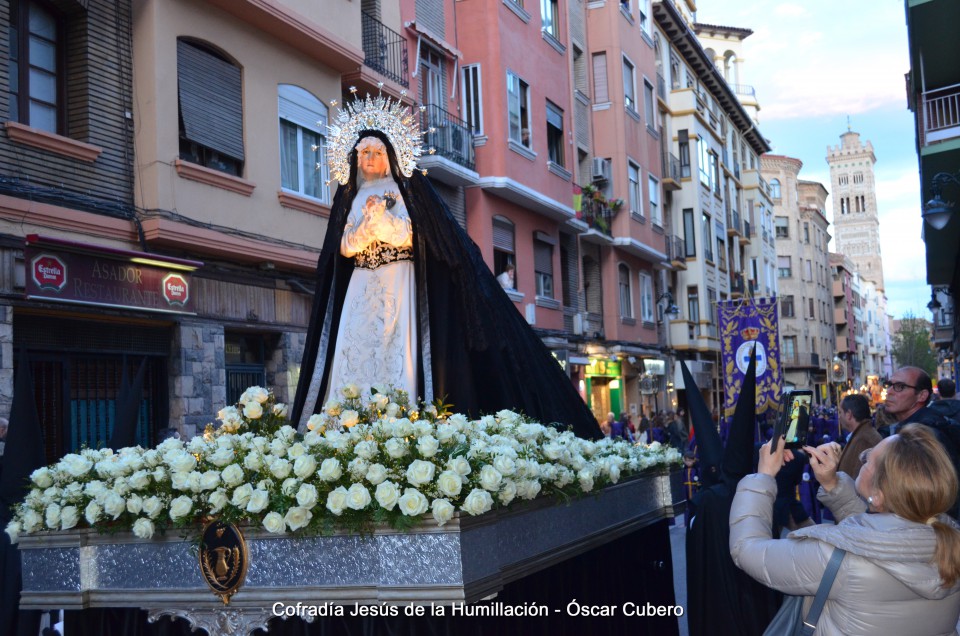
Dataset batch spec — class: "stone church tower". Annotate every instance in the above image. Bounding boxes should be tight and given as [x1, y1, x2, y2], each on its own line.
[826, 129, 885, 291]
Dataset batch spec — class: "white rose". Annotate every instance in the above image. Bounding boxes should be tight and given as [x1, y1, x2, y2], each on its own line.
[5, 520, 20, 544]
[375, 481, 401, 510]
[84, 480, 107, 499]
[398, 488, 429, 517]
[324, 399, 342, 418]
[293, 455, 317, 479]
[273, 403, 288, 418]
[281, 478, 300, 496]
[355, 440, 378, 460]
[62, 454, 94, 478]
[326, 487, 349, 515]
[208, 447, 234, 468]
[436, 470, 463, 498]
[341, 383, 360, 399]
[132, 518, 155, 540]
[498, 479, 518, 505]
[126, 494, 143, 515]
[340, 409, 360, 428]
[307, 414, 326, 431]
[284, 506, 313, 531]
[346, 483, 372, 510]
[262, 511, 285, 534]
[22, 510, 41, 533]
[405, 459, 436, 486]
[385, 403, 400, 417]
[384, 438, 408, 459]
[435, 424, 457, 443]
[198, 471, 221, 491]
[365, 463, 388, 485]
[542, 443, 563, 461]
[31, 468, 54, 489]
[221, 464, 245, 487]
[479, 465, 503, 491]
[516, 479, 541, 500]
[447, 456, 472, 477]
[218, 405, 242, 425]
[286, 443, 306, 460]
[84, 501, 102, 525]
[103, 492, 126, 519]
[493, 455, 517, 477]
[127, 470, 150, 490]
[268, 457, 292, 480]
[461, 489, 494, 516]
[318, 458, 343, 481]
[142, 496, 164, 519]
[208, 489, 228, 513]
[170, 472, 190, 491]
[243, 401, 264, 419]
[169, 495, 193, 521]
[245, 489, 270, 513]
[296, 483, 318, 509]
[166, 450, 197, 474]
[431, 499, 455, 526]
[578, 469, 594, 492]
[370, 393, 389, 410]
[394, 420, 414, 438]
[152, 467, 167, 484]
[269, 438, 288, 457]
[242, 452, 262, 471]
[239, 386, 270, 404]
[44, 504, 61, 529]
[60, 506, 79, 530]
[348, 457, 369, 479]
[416, 435, 439, 458]
[232, 484, 254, 507]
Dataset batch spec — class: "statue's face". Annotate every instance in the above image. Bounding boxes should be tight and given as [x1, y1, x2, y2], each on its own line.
[357, 138, 389, 180]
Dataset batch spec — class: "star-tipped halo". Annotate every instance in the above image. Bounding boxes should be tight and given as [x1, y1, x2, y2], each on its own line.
[326, 91, 425, 185]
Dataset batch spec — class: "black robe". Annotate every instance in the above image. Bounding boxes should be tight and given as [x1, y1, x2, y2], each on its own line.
[290, 140, 601, 440]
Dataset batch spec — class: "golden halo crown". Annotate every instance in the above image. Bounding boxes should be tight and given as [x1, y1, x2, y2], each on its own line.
[326, 86, 432, 185]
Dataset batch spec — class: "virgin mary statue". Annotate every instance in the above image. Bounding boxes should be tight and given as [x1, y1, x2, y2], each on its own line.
[291, 92, 601, 440]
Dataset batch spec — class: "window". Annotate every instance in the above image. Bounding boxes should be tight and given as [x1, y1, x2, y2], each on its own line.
[507, 71, 531, 148]
[638, 0, 651, 35]
[648, 175, 660, 225]
[702, 213, 713, 262]
[643, 80, 655, 129]
[808, 297, 815, 319]
[640, 272, 654, 323]
[782, 295, 795, 318]
[853, 172, 864, 184]
[9, 0, 62, 132]
[777, 255, 792, 278]
[278, 85, 328, 202]
[805, 259, 812, 281]
[717, 238, 726, 271]
[622, 56, 636, 111]
[770, 178, 781, 199]
[775, 216, 789, 238]
[619, 264, 633, 319]
[420, 45, 444, 108]
[707, 288, 717, 324]
[178, 39, 245, 176]
[592, 53, 609, 103]
[698, 138, 710, 187]
[678, 130, 690, 178]
[687, 286, 700, 323]
[546, 100, 565, 167]
[461, 64, 484, 136]
[540, 0, 560, 39]
[803, 222, 810, 244]
[493, 216, 516, 282]
[711, 151, 720, 194]
[784, 336, 797, 362]
[683, 208, 696, 257]
[628, 162, 642, 215]
[534, 239, 554, 298]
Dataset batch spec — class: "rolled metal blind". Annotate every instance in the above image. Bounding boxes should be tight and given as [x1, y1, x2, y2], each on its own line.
[178, 40, 245, 162]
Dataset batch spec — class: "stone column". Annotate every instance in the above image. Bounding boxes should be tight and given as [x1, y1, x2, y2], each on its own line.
[266, 330, 306, 407]
[0, 304, 13, 419]
[169, 320, 225, 438]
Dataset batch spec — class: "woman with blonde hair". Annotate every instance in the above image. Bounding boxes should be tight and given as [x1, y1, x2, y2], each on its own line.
[730, 424, 960, 635]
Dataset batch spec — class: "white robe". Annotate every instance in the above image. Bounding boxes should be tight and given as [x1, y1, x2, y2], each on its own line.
[324, 176, 417, 402]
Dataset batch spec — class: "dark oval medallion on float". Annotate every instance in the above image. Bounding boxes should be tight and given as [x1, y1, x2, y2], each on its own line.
[198, 519, 249, 604]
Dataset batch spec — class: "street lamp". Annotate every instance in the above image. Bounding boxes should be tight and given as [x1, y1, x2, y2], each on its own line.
[923, 172, 960, 230]
[657, 292, 680, 317]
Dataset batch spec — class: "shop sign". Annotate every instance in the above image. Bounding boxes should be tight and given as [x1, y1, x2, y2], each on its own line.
[643, 359, 666, 376]
[585, 358, 621, 377]
[25, 240, 199, 315]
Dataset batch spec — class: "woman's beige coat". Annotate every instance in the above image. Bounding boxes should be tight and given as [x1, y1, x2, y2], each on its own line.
[730, 472, 960, 635]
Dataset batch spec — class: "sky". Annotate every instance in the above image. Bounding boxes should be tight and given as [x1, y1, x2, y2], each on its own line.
[696, 1, 928, 320]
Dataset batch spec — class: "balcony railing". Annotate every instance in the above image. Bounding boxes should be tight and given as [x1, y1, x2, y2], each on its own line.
[421, 104, 476, 171]
[731, 273, 745, 295]
[661, 151, 680, 182]
[667, 235, 685, 262]
[923, 83, 960, 145]
[656, 72, 667, 101]
[361, 11, 409, 88]
[579, 194, 618, 236]
[734, 160, 740, 180]
[742, 220, 751, 239]
[732, 84, 756, 98]
[783, 352, 821, 368]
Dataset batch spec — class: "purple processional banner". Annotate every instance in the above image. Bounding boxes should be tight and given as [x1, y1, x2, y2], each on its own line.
[718, 297, 783, 421]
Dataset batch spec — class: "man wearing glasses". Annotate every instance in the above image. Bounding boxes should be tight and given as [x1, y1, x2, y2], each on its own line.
[878, 366, 939, 437]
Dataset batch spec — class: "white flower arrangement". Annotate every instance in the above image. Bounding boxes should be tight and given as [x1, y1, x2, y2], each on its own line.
[5, 386, 681, 543]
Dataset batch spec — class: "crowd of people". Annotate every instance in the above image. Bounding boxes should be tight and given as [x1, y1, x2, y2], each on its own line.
[598, 408, 689, 449]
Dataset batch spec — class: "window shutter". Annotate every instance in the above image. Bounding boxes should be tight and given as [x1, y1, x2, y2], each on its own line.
[279, 85, 326, 132]
[178, 40, 245, 162]
[534, 240, 553, 274]
[546, 103, 563, 129]
[492, 218, 515, 252]
[592, 53, 608, 103]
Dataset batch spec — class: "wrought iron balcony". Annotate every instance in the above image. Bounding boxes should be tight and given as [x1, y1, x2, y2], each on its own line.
[656, 72, 667, 101]
[661, 151, 681, 189]
[361, 11, 409, 88]
[783, 352, 821, 369]
[667, 235, 686, 269]
[730, 273, 745, 295]
[421, 104, 475, 171]
[732, 84, 756, 98]
[579, 195, 618, 236]
[742, 220, 751, 240]
[922, 83, 960, 145]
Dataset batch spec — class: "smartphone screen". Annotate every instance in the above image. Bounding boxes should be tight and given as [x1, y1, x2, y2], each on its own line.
[782, 390, 813, 448]
[771, 390, 814, 451]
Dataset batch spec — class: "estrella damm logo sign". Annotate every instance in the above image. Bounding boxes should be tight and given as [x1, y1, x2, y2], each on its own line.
[31, 254, 67, 292]
[162, 273, 189, 306]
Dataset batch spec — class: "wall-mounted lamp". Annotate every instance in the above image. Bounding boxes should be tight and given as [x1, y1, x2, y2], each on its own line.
[923, 172, 960, 230]
[657, 292, 681, 317]
[928, 290, 943, 312]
